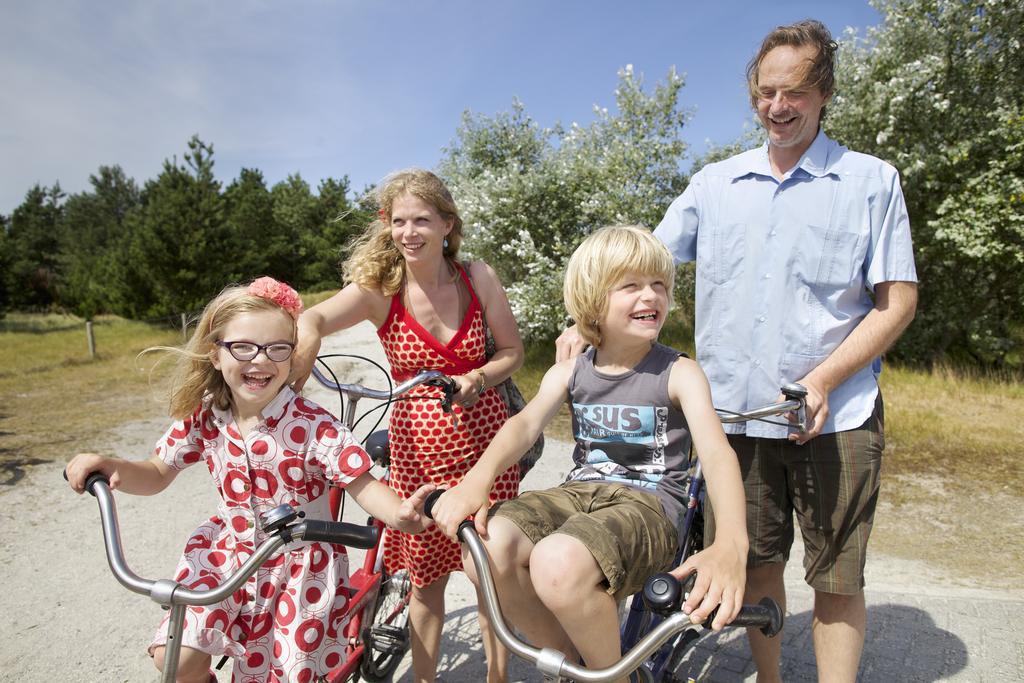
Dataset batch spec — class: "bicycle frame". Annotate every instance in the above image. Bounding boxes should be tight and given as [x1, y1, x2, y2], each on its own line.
[76, 473, 379, 683]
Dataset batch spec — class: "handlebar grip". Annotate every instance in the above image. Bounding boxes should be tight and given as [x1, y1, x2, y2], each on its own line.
[724, 597, 784, 637]
[297, 520, 380, 549]
[781, 383, 808, 400]
[64, 468, 111, 497]
[423, 489, 446, 520]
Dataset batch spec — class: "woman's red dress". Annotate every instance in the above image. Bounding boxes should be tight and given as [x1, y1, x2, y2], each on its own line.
[379, 266, 520, 587]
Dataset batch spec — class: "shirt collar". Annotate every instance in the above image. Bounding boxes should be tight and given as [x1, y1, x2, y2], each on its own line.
[732, 128, 833, 180]
[209, 386, 295, 427]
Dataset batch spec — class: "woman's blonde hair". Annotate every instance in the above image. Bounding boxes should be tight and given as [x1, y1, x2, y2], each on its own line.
[343, 169, 463, 295]
[563, 225, 675, 348]
[149, 283, 296, 419]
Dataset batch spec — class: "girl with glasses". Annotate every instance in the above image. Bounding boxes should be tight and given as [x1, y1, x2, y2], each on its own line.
[66, 276, 436, 683]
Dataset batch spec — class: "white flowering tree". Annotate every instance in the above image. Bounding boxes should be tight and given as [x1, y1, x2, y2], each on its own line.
[440, 66, 691, 342]
[828, 0, 1024, 365]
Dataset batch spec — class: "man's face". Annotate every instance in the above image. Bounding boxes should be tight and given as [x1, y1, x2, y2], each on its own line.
[755, 44, 831, 155]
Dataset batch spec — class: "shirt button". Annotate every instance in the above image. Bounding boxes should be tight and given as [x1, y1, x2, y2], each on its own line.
[753, 359, 762, 367]
[764, 273, 772, 279]
[758, 315, 767, 322]
[769, 230, 778, 237]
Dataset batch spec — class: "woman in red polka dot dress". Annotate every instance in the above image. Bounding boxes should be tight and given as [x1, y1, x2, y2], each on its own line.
[293, 169, 524, 683]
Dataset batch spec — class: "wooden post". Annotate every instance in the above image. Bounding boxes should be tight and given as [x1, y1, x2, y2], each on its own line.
[181, 312, 188, 341]
[86, 321, 96, 359]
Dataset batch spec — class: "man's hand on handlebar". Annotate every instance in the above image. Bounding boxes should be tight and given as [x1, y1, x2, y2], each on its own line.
[787, 376, 829, 445]
[669, 537, 747, 631]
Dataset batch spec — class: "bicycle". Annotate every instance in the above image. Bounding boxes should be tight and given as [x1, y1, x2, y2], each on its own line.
[423, 383, 808, 683]
[70, 355, 455, 683]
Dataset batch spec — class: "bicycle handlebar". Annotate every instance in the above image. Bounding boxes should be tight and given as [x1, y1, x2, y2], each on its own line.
[717, 383, 808, 430]
[422, 490, 782, 682]
[69, 472, 380, 606]
[311, 365, 456, 405]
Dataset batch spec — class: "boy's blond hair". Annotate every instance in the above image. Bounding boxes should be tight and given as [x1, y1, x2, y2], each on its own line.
[147, 284, 296, 419]
[343, 168, 463, 295]
[563, 225, 675, 348]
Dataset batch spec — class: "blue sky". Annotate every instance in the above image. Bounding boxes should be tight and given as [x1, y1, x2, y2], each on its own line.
[0, 1, 882, 216]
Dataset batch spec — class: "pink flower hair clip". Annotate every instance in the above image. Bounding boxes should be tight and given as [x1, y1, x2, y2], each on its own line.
[248, 277, 304, 319]
[377, 208, 388, 221]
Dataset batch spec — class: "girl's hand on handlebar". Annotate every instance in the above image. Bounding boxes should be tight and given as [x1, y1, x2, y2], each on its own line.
[432, 483, 491, 540]
[66, 453, 120, 494]
[670, 538, 746, 631]
[394, 484, 438, 534]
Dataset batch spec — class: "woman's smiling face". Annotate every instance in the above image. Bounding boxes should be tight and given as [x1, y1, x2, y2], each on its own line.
[389, 192, 453, 264]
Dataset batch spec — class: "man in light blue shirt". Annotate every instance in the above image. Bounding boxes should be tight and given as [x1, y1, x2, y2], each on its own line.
[654, 20, 917, 683]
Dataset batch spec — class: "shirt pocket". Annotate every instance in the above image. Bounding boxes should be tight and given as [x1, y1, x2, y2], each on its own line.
[793, 224, 862, 288]
[697, 222, 746, 284]
[779, 352, 829, 385]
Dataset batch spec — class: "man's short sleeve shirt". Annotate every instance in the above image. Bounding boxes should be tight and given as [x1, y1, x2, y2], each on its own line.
[653, 130, 917, 437]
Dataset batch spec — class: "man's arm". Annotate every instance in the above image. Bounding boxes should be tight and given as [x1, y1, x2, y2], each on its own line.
[794, 280, 917, 443]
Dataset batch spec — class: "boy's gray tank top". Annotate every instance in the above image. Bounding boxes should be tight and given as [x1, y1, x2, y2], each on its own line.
[566, 342, 691, 538]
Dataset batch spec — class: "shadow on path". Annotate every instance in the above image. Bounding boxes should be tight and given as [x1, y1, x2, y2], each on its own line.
[676, 603, 968, 682]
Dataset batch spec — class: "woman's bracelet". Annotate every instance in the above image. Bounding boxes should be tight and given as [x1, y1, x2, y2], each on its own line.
[475, 369, 487, 393]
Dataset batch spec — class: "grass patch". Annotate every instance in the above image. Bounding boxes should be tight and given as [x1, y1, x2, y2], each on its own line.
[0, 315, 179, 474]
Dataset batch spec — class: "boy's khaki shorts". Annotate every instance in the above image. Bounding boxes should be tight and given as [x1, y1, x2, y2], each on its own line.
[489, 481, 677, 600]
[706, 398, 884, 594]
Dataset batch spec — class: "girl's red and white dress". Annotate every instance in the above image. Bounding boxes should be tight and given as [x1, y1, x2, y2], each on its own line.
[150, 387, 372, 683]
[379, 264, 520, 587]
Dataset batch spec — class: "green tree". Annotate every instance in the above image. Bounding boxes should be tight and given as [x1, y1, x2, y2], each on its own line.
[6, 184, 65, 310]
[440, 66, 692, 341]
[300, 176, 367, 291]
[223, 167, 275, 282]
[0, 213, 10, 317]
[127, 135, 228, 317]
[269, 174, 317, 287]
[58, 166, 141, 319]
[827, 0, 1024, 364]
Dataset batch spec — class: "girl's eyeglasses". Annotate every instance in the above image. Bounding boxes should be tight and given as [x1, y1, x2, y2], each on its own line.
[216, 340, 295, 362]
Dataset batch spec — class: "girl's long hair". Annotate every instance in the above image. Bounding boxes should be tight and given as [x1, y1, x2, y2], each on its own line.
[146, 285, 295, 419]
[343, 169, 463, 295]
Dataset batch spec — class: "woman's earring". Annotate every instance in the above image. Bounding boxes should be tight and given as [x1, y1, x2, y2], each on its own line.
[443, 238, 449, 248]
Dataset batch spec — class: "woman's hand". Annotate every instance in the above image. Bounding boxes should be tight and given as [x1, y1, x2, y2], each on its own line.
[452, 371, 484, 408]
[290, 324, 322, 392]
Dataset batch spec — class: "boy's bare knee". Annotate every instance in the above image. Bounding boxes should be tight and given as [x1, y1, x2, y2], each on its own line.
[482, 517, 533, 571]
[461, 547, 480, 585]
[530, 535, 601, 608]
